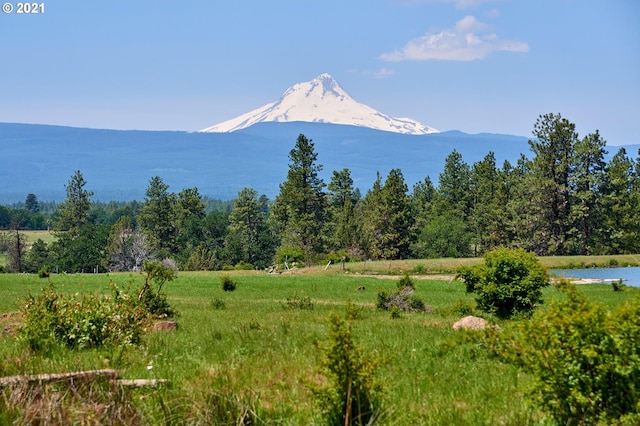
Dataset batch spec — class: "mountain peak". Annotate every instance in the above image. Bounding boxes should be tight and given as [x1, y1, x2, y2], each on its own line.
[200, 74, 438, 135]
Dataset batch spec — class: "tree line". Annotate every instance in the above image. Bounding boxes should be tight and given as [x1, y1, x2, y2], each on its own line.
[1, 113, 639, 273]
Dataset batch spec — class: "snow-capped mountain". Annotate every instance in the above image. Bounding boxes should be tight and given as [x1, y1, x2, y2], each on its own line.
[200, 73, 439, 135]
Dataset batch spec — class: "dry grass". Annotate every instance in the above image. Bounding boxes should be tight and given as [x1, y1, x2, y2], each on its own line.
[20, 230, 57, 246]
[1, 377, 143, 425]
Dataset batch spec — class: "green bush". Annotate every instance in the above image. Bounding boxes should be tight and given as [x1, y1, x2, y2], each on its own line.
[235, 261, 254, 270]
[38, 266, 50, 278]
[456, 248, 549, 318]
[221, 275, 237, 292]
[612, 279, 626, 292]
[376, 286, 428, 313]
[312, 312, 381, 425]
[275, 246, 305, 266]
[282, 293, 314, 310]
[19, 282, 148, 351]
[210, 297, 226, 310]
[491, 282, 640, 425]
[411, 263, 426, 274]
[137, 259, 177, 317]
[396, 272, 415, 290]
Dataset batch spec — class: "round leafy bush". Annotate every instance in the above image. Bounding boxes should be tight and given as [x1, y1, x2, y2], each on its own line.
[456, 248, 549, 318]
[491, 283, 640, 425]
[221, 275, 237, 292]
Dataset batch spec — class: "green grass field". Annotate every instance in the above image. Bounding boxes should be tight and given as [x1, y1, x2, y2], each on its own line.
[1, 269, 637, 424]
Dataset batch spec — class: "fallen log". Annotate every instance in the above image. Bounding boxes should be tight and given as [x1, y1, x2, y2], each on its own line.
[0, 369, 119, 387]
[0, 369, 169, 388]
[116, 379, 169, 387]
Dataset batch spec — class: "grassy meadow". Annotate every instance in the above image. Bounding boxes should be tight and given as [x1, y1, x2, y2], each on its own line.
[1, 265, 638, 425]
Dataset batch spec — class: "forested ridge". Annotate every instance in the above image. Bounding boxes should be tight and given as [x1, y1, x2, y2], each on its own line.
[1, 113, 639, 273]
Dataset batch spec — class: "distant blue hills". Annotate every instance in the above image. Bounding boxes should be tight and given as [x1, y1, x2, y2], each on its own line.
[1, 122, 636, 203]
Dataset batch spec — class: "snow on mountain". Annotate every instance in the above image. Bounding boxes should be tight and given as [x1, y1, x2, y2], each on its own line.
[200, 73, 439, 135]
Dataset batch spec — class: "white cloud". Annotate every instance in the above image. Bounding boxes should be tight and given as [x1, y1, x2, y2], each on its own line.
[374, 68, 395, 78]
[380, 15, 528, 62]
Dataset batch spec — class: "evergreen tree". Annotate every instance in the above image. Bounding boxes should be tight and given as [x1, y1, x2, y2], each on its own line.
[358, 170, 412, 260]
[570, 131, 607, 254]
[434, 150, 472, 219]
[273, 134, 327, 261]
[379, 169, 413, 259]
[503, 154, 546, 253]
[469, 152, 501, 255]
[225, 187, 276, 269]
[24, 238, 50, 273]
[25, 193, 39, 214]
[600, 148, 638, 253]
[357, 173, 384, 259]
[175, 187, 206, 254]
[410, 177, 436, 228]
[55, 170, 94, 234]
[528, 113, 578, 255]
[139, 176, 177, 256]
[49, 224, 110, 273]
[327, 168, 359, 250]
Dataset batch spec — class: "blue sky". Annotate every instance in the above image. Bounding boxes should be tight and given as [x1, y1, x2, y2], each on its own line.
[1, 0, 638, 145]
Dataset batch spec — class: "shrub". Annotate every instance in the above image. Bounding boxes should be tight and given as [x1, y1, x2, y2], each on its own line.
[396, 272, 415, 290]
[312, 312, 381, 425]
[282, 293, 314, 310]
[344, 300, 365, 321]
[221, 275, 237, 292]
[235, 261, 254, 270]
[411, 263, 426, 274]
[210, 297, 226, 310]
[612, 279, 626, 292]
[137, 259, 177, 317]
[449, 300, 475, 316]
[275, 246, 305, 266]
[38, 266, 50, 278]
[19, 282, 148, 351]
[491, 283, 640, 425]
[456, 248, 549, 319]
[376, 275, 429, 313]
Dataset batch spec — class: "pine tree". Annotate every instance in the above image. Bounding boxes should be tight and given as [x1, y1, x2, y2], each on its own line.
[357, 173, 384, 259]
[570, 131, 607, 254]
[55, 170, 94, 234]
[410, 177, 436, 231]
[175, 187, 206, 253]
[358, 170, 412, 260]
[273, 134, 327, 261]
[434, 150, 472, 219]
[24, 193, 39, 214]
[139, 176, 177, 256]
[226, 187, 276, 269]
[528, 113, 578, 255]
[379, 169, 412, 259]
[327, 168, 359, 250]
[600, 148, 638, 253]
[469, 152, 501, 255]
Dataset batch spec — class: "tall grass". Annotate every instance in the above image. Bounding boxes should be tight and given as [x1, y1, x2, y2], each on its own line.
[0, 270, 637, 424]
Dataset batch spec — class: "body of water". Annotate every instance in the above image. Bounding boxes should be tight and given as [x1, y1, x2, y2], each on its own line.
[550, 267, 640, 288]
